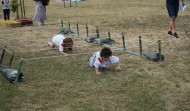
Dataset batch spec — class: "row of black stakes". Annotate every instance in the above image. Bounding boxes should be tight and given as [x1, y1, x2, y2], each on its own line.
[0, 46, 15, 69]
[122, 32, 143, 55]
[61, 20, 143, 55]
[62, 21, 111, 39]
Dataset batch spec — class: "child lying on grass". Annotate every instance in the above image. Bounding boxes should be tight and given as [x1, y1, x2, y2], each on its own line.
[89, 47, 121, 74]
[48, 34, 73, 55]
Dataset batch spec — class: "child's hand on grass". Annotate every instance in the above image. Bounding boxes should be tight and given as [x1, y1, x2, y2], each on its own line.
[95, 68, 101, 74]
[116, 66, 121, 71]
[64, 53, 68, 56]
[96, 71, 102, 75]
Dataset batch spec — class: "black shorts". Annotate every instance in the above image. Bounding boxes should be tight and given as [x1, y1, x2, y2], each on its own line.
[166, 4, 179, 18]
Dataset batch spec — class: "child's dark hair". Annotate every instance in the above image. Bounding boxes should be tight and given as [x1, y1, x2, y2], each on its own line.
[63, 38, 73, 52]
[100, 47, 112, 58]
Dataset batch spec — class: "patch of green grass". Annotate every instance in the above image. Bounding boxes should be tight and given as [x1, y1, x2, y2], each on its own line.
[0, 84, 28, 111]
[0, 0, 190, 110]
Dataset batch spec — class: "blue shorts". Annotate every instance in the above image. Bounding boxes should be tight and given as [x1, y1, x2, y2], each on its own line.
[166, 4, 179, 18]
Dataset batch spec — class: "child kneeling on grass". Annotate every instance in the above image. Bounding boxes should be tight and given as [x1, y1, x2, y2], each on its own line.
[89, 47, 121, 74]
[48, 34, 73, 55]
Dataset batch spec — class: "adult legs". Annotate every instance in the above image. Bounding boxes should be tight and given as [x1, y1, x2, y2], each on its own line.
[7, 9, 10, 20]
[40, 20, 45, 25]
[3, 9, 10, 20]
[169, 17, 176, 33]
[3, 9, 6, 20]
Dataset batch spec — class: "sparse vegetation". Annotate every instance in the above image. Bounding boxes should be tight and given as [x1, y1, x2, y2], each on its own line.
[0, 0, 190, 111]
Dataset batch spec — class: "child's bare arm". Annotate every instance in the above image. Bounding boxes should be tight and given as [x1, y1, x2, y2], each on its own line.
[116, 61, 121, 70]
[95, 68, 101, 74]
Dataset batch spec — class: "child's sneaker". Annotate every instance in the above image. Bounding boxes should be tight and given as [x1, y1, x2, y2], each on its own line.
[168, 31, 173, 36]
[174, 32, 178, 38]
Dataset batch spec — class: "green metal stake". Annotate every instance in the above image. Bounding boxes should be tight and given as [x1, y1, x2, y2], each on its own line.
[108, 30, 111, 40]
[68, 21, 71, 33]
[158, 40, 162, 61]
[96, 26, 99, 38]
[61, 20, 64, 32]
[86, 24, 88, 37]
[77, 22, 79, 37]
[122, 32, 126, 50]
[139, 36, 142, 56]
[15, 58, 24, 82]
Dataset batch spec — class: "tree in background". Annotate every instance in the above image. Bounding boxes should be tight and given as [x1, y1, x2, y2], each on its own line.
[10, 0, 18, 13]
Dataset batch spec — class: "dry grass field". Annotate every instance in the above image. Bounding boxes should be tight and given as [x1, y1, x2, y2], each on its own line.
[0, 0, 190, 110]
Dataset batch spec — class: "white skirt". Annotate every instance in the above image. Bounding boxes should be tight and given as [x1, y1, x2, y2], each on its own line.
[32, 1, 47, 22]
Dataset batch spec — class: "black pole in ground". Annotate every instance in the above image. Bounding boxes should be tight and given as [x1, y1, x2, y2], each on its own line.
[8, 51, 15, 69]
[122, 32, 126, 50]
[158, 40, 162, 61]
[139, 36, 142, 56]
[61, 20, 64, 32]
[68, 21, 71, 30]
[108, 30, 111, 40]
[0, 46, 6, 67]
[77, 22, 79, 37]
[70, 0, 72, 7]
[86, 24, 88, 37]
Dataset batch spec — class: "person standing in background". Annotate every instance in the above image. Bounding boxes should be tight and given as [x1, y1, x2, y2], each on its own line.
[32, 0, 47, 26]
[166, 0, 185, 38]
[2, 0, 10, 20]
